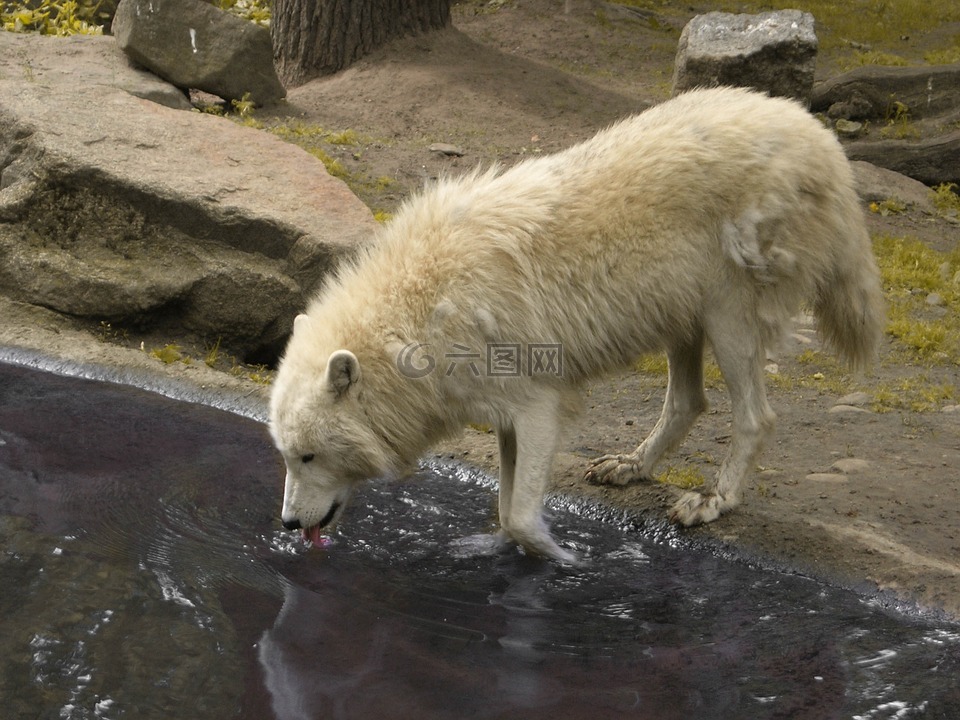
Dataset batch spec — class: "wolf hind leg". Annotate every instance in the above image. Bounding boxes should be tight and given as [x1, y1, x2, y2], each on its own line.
[585, 331, 707, 487]
[670, 293, 775, 526]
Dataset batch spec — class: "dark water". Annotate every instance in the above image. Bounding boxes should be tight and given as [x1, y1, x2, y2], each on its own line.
[1, 362, 959, 720]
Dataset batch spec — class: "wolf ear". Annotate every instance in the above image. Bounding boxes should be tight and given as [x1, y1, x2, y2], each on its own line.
[326, 350, 361, 397]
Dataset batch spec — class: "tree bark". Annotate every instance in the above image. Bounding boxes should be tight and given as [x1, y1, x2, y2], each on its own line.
[272, 0, 451, 88]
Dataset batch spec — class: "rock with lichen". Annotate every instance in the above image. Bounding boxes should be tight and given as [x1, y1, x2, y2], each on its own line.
[672, 10, 818, 105]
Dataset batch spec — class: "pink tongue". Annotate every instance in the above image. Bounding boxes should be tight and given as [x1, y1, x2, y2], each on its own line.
[303, 525, 326, 546]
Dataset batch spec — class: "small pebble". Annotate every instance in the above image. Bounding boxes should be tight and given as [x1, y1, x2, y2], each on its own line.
[836, 391, 870, 407]
[828, 404, 871, 414]
[835, 119, 864, 138]
[831, 458, 870, 474]
[429, 143, 465, 157]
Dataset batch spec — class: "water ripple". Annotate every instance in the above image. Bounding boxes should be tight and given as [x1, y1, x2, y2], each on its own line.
[2, 362, 960, 719]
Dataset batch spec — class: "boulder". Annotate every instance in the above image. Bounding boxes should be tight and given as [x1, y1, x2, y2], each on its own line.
[850, 161, 936, 213]
[112, 0, 285, 106]
[0, 32, 376, 362]
[672, 10, 818, 104]
[812, 63, 960, 120]
[844, 131, 960, 187]
[0, 33, 191, 111]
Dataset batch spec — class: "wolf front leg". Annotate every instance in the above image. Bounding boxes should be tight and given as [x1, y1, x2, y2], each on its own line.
[449, 426, 523, 559]
[497, 426, 517, 532]
[501, 391, 577, 564]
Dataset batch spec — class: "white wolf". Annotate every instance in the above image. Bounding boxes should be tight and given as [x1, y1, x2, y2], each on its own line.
[269, 87, 883, 563]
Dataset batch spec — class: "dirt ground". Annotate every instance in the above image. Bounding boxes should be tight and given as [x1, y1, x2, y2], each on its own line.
[3, 0, 960, 618]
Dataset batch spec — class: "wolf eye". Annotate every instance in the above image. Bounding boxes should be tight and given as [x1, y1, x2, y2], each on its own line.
[301, 453, 315, 464]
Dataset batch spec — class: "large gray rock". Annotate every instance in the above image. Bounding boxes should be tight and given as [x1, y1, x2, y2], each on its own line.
[0, 32, 375, 362]
[673, 10, 818, 104]
[812, 62, 960, 120]
[112, 0, 285, 105]
[844, 131, 960, 187]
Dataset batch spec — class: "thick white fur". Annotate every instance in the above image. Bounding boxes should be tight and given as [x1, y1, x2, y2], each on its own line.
[269, 87, 884, 563]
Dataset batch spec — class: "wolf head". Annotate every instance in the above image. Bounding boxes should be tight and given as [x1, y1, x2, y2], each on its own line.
[269, 336, 397, 544]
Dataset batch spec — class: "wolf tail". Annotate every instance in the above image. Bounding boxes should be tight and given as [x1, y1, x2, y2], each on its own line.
[811, 228, 885, 371]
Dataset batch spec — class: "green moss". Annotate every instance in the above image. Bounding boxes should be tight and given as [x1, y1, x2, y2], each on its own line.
[925, 45, 960, 65]
[246, 364, 273, 385]
[886, 317, 954, 358]
[327, 129, 360, 146]
[140, 338, 273, 384]
[230, 93, 256, 118]
[195, 102, 226, 117]
[869, 198, 908, 216]
[635, 353, 668, 377]
[849, 50, 910, 67]
[879, 101, 921, 140]
[204, 337, 222, 368]
[267, 122, 371, 148]
[307, 148, 349, 179]
[656, 464, 705, 490]
[261, 121, 390, 191]
[871, 376, 958, 412]
[634, 352, 723, 387]
[150, 343, 187, 365]
[931, 183, 960, 216]
[874, 234, 957, 295]
[874, 234, 960, 365]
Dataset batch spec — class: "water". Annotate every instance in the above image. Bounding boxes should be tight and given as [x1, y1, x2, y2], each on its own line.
[0, 361, 958, 720]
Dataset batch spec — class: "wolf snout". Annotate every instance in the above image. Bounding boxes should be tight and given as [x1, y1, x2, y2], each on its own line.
[282, 502, 343, 532]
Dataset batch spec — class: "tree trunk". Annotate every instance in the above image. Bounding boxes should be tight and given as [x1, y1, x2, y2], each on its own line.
[272, 0, 451, 88]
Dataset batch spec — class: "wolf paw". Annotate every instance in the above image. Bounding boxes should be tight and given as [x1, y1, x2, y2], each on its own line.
[584, 453, 648, 486]
[536, 544, 580, 566]
[668, 491, 730, 527]
[449, 531, 514, 558]
[507, 526, 579, 565]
